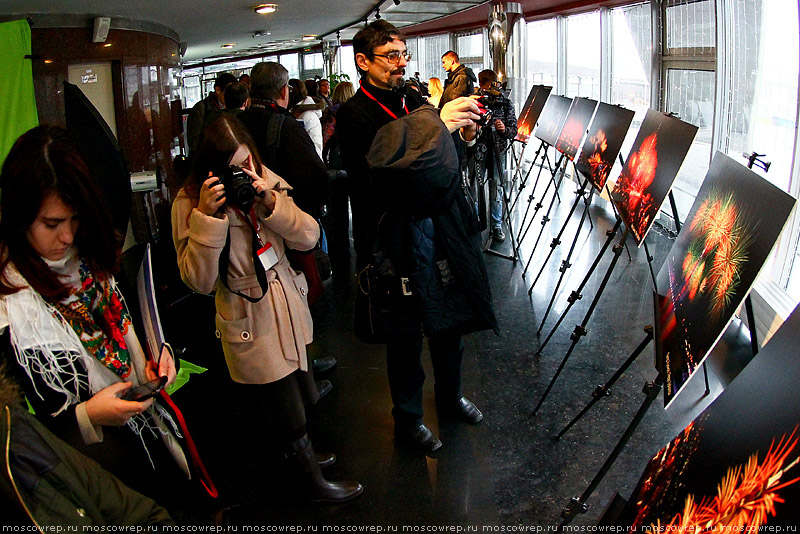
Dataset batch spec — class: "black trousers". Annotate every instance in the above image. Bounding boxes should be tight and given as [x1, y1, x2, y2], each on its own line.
[386, 331, 464, 426]
[237, 370, 308, 443]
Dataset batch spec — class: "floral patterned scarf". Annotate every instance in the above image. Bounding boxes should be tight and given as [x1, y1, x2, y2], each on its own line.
[44, 247, 133, 379]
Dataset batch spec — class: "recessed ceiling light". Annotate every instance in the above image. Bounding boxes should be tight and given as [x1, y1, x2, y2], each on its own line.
[44, 59, 54, 64]
[302, 35, 316, 41]
[103, 43, 112, 47]
[254, 4, 277, 14]
[221, 43, 236, 49]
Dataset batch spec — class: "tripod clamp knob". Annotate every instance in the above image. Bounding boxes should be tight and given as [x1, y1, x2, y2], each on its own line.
[567, 290, 583, 304]
[561, 496, 588, 522]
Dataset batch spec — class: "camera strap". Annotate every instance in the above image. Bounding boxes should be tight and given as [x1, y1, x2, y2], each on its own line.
[218, 208, 271, 303]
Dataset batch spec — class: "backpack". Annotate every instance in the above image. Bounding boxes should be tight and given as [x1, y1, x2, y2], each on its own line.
[260, 112, 285, 170]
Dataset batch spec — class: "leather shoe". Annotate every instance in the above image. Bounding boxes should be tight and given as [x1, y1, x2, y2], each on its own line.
[440, 396, 483, 424]
[395, 422, 442, 453]
[316, 379, 332, 399]
[491, 228, 506, 242]
[316, 452, 336, 468]
[312, 356, 337, 374]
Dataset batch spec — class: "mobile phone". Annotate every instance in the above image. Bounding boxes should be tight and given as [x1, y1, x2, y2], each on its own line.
[121, 376, 168, 402]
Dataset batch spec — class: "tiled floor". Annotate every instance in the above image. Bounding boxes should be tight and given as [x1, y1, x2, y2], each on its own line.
[161, 151, 756, 527]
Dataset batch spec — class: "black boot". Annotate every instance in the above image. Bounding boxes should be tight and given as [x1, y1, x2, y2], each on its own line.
[288, 435, 363, 503]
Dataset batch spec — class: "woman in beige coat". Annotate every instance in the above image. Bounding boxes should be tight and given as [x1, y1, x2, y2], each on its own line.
[171, 115, 362, 503]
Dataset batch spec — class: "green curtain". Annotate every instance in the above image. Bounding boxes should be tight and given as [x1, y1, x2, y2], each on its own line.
[0, 19, 38, 168]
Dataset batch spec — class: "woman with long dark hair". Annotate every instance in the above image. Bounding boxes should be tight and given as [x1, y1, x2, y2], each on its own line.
[171, 114, 362, 502]
[0, 125, 188, 502]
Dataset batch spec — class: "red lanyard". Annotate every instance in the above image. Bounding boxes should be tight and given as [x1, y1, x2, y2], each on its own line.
[359, 81, 408, 120]
[232, 206, 263, 246]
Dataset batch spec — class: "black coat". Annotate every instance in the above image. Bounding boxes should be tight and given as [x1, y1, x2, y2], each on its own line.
[340, 87, 497, 338]
[239, 102, 329, 219]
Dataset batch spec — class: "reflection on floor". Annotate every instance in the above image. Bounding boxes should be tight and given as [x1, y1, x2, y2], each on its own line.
[163, 156, 756, 526]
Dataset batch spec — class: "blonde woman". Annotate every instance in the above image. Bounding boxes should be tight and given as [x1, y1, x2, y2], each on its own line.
[427, 77, 443, 107]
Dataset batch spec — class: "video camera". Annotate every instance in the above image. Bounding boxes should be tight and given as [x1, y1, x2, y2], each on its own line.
[476, 81, 511, 127]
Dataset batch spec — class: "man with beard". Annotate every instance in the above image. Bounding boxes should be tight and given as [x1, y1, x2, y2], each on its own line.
[337, 20, 497, 453]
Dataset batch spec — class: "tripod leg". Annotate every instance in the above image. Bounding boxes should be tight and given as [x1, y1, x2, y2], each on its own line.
[532, 231, 629, 415]
[515, 160, 550, 245]
[529, 180, 589, 292]
[536, 219, 622, 352]
[510, 143, 542, 211]
[559, 374, 663, 527]
[643, 239, 657, 292]
[523, 161, 567, 275]
[556, 327, 654, 440]
[536, 188, 595, 332]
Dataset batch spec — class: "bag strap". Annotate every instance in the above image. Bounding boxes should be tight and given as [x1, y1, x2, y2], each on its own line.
[262, 113, 285, 169]
[218, 217, 271, 303]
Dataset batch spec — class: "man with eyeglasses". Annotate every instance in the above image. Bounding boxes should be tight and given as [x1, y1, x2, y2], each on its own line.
[338, 20, 498, 454]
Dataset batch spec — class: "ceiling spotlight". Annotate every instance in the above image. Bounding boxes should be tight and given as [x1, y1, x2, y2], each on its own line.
[221, 43, 236, 49]
[254, 4, 277, 14]
[253, 30, 271, 37]
[302, 34, 316, 41]
[393, 0, 401, 4]
[375, 8, 381, 19]
[103, 43, 112, 47]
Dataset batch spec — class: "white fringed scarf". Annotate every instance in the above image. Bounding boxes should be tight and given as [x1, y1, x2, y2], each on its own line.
[2, 255, 189, 475]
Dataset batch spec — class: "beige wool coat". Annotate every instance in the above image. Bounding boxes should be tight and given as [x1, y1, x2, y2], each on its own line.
[171, 166, 320, 384]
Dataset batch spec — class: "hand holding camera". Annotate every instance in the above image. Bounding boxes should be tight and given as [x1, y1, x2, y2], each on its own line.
[201, 166, 269, 215]
[440, 96, 482, 140]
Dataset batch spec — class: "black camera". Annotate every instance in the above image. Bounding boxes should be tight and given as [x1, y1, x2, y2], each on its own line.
[476, 82, 511, 127]
[215, 165, 257, 211]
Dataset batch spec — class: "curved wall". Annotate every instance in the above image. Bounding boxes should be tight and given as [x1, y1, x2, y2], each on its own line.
[30, 24, 182, 243]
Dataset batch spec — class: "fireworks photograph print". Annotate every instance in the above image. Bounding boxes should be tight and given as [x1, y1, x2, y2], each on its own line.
[514, 85, 551, 143]
[655, 152, 795, 408]
[611, 109, 698, 246]
[619, 303, 800, 529]
[554, 97, 597, 161]
[534, 95, 572, 147]
[575, 103, 635, 191]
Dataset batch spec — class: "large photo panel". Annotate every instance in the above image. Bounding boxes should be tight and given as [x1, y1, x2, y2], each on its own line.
[515, 85, 552, 142]
[656, 152, 796, 408]
[619, 304, 800, 529]
[534, 94, 572, 147]
[574, 103, 635, 191]
[610, 109, 698, 246]
[554, 97, 598, 161]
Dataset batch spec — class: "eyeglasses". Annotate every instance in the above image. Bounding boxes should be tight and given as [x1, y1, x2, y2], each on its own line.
[372, 50, 412, 64]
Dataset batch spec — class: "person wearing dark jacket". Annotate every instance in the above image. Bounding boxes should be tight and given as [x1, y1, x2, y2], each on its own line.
[439, 51, 477, 108]
[186, 72, 237, 155]
[473, 69, 518, 242]
[238, 61, 335, 396]
[238, 62, 329, 220]
[337, 20, 497, 453]
[1, 362, 175, 527]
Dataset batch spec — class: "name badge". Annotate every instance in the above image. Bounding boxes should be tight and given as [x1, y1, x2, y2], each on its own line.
[257, 242, 279, 272]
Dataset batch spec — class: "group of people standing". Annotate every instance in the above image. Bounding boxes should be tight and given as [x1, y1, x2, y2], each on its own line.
[2, 18, 517, 527]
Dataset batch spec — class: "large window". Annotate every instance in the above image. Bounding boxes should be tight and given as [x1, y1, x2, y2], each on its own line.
[456, 31, 485, 76]
[416, 33, 450, 82]
[339, 45, 359, 84]
[565, 11, 600, 99]
[302, 52, 323, 80]
[280, 53, 300, 79]
[660, 0, 716, 221]
[525, 18, 557, 89]
[609, 3, 653, 183]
